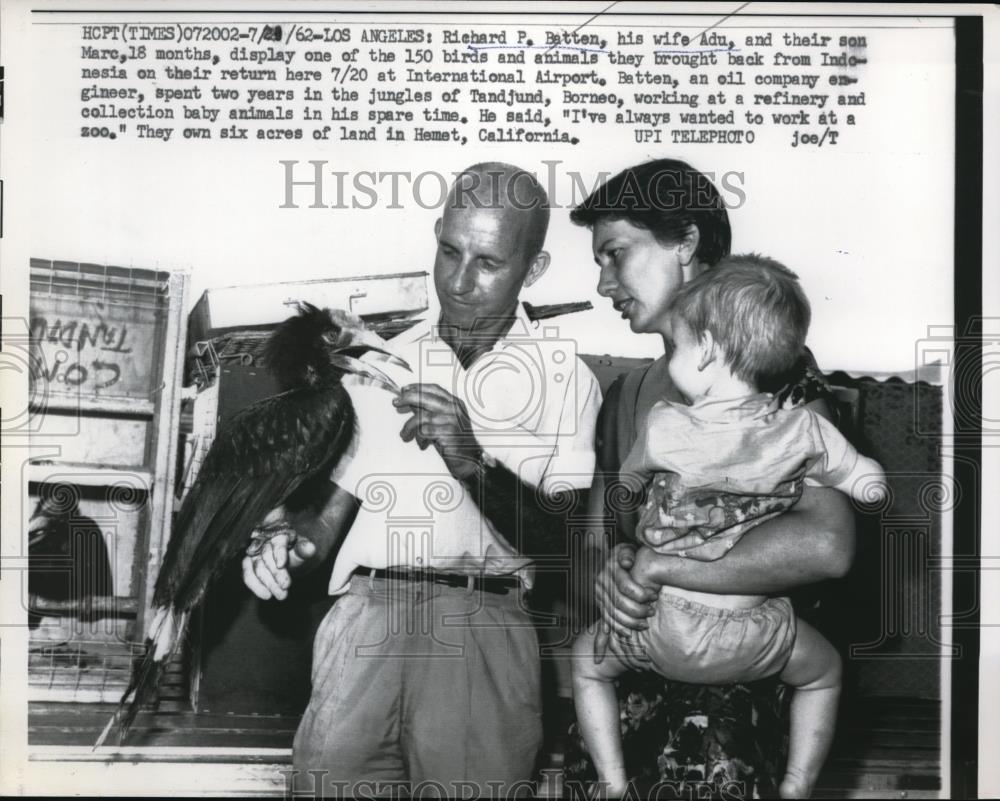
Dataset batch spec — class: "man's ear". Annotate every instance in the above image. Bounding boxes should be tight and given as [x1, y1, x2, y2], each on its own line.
[697, 329, 716, 371]
[523, 250, 551, 288]
[433, 217, 442, 239]
[677, 225, 701, 268]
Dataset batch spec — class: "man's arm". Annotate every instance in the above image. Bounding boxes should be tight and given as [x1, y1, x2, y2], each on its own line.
[461, 458, 588, 556]
[394, 382, 591, 556]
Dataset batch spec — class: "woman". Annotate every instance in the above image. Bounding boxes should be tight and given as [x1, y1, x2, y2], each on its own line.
[562, 159, 855, 798]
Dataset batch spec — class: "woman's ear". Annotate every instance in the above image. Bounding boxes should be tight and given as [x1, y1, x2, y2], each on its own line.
[697, 329, 716, 371]
[677, 224, 700, 268]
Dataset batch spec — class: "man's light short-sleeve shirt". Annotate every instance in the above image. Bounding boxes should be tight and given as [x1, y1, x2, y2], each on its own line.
[326, 304, 602, 594]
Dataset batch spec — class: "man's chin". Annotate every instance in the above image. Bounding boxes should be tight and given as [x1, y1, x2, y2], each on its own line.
[440, 301, 501, 331]
[439, 309, 478, 331]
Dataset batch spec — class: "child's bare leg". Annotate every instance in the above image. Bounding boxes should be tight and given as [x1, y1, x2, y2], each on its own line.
[572, 627, 633, 795]
[778, 619, 843, 799]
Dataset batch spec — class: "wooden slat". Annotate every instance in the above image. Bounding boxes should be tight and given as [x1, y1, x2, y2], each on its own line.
[30, 395, 156, 416]
[31, 745, 291, 763]
[31, 704, 296, 729]
[813, 792, 940, 800]
[31, 260, 171, 304]
[29, 703, 298, 750]
[25, 753, 290, 798]
[139, 270, 188, 640]
[27, 461, 152, 487]
[32, 729, 297, 749]
[814, 697, 941, 796]
[30, 596, 138, 616]
[27, 696, 942, 798]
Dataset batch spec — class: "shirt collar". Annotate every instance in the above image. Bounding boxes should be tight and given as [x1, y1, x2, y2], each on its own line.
[685, 392, 776, 421]
[497, 302, 540, 348]
[390, 301, 538, 353]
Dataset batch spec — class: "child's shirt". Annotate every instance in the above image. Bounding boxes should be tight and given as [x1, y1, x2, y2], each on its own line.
[620, 393, 861, 560]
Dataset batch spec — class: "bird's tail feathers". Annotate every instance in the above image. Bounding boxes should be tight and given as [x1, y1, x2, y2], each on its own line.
[93, 606, 188, 749]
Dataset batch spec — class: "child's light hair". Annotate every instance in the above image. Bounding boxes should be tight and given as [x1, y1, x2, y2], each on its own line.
[668, 254, 811, 386]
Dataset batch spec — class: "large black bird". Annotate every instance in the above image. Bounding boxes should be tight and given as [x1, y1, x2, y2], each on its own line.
[95, 303, 405, 747]
[28, 483, 114, 630]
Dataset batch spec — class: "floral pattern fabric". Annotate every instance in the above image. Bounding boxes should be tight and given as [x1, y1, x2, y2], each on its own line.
[639, 472, 803, 562]
[564, 672, 790, 798]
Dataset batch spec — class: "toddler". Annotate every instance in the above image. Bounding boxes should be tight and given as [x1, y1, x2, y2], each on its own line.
[572, 255, 886, 799]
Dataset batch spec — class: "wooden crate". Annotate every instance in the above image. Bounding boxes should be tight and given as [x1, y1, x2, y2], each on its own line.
[27, 259, 188, 701]
[186, 271, 430, 346]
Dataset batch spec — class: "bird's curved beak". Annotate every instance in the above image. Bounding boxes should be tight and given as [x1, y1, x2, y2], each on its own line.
[322, 311, 412, 372]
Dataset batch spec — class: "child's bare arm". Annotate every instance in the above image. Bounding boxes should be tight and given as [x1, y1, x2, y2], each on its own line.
[832, 453, 888, 505]
[807, 408, 887, 506]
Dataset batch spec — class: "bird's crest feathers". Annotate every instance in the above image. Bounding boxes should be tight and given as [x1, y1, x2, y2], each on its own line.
[264, 303, 345, 391]
[264, 303, 408, 392]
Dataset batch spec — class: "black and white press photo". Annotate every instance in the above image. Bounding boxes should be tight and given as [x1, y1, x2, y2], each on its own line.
[0, 2, 994, 798]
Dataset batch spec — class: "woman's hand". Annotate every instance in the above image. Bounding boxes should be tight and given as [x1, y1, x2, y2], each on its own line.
[592, 542, 658, 662]
[628, 545, 664, 590]
[596, 543, 658, 629]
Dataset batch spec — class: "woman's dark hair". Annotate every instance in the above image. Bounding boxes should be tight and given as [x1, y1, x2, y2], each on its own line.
[570, 158, 732, 267]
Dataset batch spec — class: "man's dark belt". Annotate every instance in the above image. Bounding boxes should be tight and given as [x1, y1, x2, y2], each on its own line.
[357, 567, 520, 595]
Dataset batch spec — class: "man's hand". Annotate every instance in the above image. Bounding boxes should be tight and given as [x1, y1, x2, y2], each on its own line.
[394, 383, 482, 480]
[241, 525, 319, 601]
[592, 542, 657, 663]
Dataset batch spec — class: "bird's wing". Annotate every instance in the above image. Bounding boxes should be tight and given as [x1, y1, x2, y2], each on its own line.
[96, 382, 355, 749]
[155, 380, 355, 610]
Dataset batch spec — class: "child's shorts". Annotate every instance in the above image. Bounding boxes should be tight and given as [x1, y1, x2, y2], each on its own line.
[634, 592, 796, 684]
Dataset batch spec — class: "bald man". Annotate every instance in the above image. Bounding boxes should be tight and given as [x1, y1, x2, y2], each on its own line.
[244, 163, 601, 794]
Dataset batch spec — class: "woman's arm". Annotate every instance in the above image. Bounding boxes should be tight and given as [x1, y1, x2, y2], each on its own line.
[593, 484, 856, 635]
[643, 394, 857, 593]
[594, 394, 859, 631]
